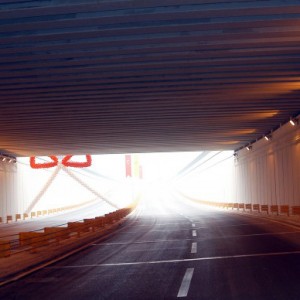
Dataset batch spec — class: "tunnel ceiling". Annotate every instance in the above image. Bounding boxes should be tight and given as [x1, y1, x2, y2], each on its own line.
[1, 0, 300, 157]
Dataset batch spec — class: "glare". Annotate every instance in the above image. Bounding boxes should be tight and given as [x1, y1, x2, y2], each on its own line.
[17, 151, 234, 212]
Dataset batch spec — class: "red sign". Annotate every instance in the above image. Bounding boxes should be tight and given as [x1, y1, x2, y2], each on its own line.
[30, 155, 92, 169]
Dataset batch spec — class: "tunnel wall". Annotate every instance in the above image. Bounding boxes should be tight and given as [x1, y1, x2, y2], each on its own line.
[0, 157, 131, 221]
[0, 161, 18, 221]
[234, 119, 300, 206]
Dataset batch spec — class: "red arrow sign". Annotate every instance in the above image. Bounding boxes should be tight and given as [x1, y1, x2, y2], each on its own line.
[30, 155, 92, 168]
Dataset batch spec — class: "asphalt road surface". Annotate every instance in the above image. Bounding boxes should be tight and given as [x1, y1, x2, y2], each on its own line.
[1, 189, 300, 299]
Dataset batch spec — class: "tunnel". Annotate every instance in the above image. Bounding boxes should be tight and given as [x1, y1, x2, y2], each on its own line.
[0, 1, 300, 299]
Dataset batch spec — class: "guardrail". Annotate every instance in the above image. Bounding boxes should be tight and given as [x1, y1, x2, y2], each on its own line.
[179, 192, 300, 218]
[204, 201, 300, 217]
[0, 200, 102, 223]
[0, 206, 134, 258]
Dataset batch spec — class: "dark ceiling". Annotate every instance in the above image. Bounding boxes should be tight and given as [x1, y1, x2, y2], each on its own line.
[1, 0, 300, 157]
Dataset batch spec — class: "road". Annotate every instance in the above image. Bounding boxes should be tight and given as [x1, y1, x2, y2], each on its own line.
[0, 189, 300, 299]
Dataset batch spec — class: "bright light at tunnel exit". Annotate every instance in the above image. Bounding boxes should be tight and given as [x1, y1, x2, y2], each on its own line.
[17, 151, 234, 212]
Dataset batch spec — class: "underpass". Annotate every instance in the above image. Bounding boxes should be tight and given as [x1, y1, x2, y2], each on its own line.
[1, 1, 300, 299]
[1, 191, 299, 299]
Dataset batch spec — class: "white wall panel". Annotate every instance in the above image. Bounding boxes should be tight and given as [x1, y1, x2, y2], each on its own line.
[0, 161, 17, 220]
[235, 120, 300, 206]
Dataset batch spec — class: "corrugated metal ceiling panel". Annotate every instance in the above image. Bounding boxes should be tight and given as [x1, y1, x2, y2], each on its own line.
[0, 0, 300, 156]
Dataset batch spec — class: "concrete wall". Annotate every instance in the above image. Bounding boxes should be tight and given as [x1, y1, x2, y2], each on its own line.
[234, 119, 300, 206]
[0, 160, 18, 220]
[175, 151, 235, 203]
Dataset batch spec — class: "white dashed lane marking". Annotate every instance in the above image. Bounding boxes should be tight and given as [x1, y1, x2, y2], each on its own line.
[192, 230, 197, 237]
[177, 268, 194, 297]
[191, 242, 197, 254]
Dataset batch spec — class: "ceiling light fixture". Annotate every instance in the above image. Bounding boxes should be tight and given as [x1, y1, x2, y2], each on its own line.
[264, 134, 272, 141]
[0, 153, 16, 163]
[289, 117, 298, 126]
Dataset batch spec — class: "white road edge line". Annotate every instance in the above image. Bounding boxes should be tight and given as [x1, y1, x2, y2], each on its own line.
[192, 230, 197, 237]
[191, 242, 197, 254]
[177, 268, 194, 297]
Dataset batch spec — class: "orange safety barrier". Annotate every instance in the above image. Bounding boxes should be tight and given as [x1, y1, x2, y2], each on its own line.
[84, 219, 96, 232]
[261, 205, 269, 214]
[19, 232, 49, 251]
[37, 211, 42, 217]
[31, 212, 36, 218]
[19, 232, 35, 246]
[6, 215, 12, 223]
[16, 214, 21, 221]
[0, 240, 10, 258]
[238, 203, 245, 210]
[23, 213, 29, 220]
[291, 206, 300, 216]
[280, 205, 290, 216]
[104, 214, 114, 224]
[67, 222, 85, 237]
[44, 227, 70, 242]
[42, 210, 47, 215]
[270, 205, 279, 215]
[28, 232, 49, 252]
[95, 216, 105, 227]
[2, 207, 133, 258]
[233, 203, 239, 210]
[222, 203, 228, 209]
[0, 217, 2, 223]
[252, 204, 260, 212]
[245, 204, 252, 211]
